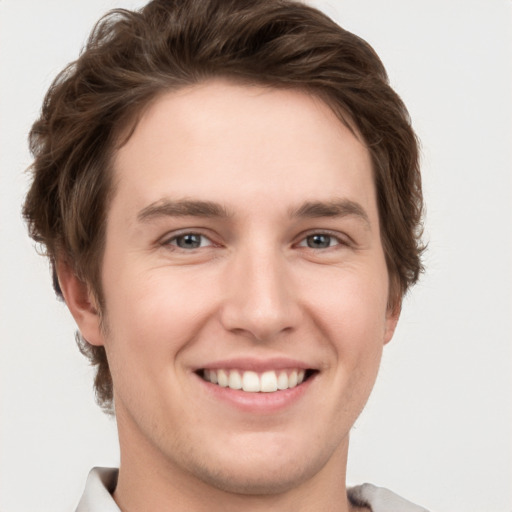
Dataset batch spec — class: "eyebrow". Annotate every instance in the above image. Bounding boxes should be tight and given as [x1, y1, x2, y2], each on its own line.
[137, 199, 232, 222]
[291, 199, 371, 227]
[137, 197, 370, 227]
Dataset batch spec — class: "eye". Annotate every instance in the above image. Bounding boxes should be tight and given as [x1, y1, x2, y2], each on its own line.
[298, 233, 343, 249]
[166, 233, 213, 249]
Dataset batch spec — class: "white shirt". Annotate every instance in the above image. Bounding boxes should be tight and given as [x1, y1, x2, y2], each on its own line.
[75, 467, 430, 512]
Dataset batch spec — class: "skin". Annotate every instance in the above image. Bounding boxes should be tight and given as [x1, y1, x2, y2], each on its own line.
[59, 80, 399, 512]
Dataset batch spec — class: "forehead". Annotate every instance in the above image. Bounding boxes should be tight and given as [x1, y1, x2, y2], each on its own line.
[110, 80, 375, 219]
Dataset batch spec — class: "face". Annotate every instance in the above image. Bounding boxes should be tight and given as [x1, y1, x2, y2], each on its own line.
[72, 81, 398, 496]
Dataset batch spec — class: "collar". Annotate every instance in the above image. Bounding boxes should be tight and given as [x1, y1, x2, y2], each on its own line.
[76, 467, 429, 512]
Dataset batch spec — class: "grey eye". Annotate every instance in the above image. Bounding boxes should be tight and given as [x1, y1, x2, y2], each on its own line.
[174, 233, 204, 249]
[306, 234, 333, 249]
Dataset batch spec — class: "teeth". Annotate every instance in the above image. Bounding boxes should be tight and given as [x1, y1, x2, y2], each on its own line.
[228, 370, 242, 389]
[218, 369, 229, 387]
[242, 371, 260, 392]
[277, 371, 288, 390]
[260, 371, 278, 392]
[202, 369, 309, 392]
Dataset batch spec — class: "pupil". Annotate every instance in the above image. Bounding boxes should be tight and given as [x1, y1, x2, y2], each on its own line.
[178, 234, 201, 249]
[308, 234, 330, 248]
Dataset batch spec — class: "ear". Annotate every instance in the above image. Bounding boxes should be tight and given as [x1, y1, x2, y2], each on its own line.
[56, 259, 105, 347]
[383, 300, 401, 345]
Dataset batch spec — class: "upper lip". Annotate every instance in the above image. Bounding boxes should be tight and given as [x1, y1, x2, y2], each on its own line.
[194, 357, 316, 372]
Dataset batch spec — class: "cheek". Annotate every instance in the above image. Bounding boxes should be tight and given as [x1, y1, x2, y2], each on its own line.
[305, 266, 390, 346]
[101, 264, 217, 357]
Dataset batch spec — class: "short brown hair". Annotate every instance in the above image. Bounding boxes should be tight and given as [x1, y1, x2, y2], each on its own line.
[23, 0, 424, 412]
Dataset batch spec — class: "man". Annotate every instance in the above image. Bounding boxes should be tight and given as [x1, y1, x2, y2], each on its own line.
[23, 0, 426, 510]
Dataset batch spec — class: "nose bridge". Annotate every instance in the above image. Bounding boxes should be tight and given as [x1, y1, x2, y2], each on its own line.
[220, 242, 299, 341]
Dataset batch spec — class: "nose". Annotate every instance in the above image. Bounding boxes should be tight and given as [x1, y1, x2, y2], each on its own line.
[219, 246, 302, 342]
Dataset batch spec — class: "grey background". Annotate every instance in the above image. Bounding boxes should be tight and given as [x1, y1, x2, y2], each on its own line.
[1, 1, 511, 511]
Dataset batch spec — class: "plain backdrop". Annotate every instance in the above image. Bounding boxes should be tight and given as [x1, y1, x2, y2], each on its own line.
[1, 1, 511, 511]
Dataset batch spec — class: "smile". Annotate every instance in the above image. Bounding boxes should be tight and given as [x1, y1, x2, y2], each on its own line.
[199, 368, 313, 393]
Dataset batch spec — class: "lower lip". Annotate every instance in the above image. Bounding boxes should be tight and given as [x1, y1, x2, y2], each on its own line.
[194, 372, 316, 413]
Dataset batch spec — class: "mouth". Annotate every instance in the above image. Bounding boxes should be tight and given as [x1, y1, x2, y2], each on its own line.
[196, 368, 317, 393]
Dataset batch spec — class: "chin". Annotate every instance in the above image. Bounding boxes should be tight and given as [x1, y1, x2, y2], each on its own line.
[193, 458, 322, 496]
[178, 435, 335, 496]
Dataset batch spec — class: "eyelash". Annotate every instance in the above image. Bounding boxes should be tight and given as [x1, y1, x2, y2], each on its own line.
[161, 230, 349, 252]
[162, 232, 214, 250]
[296, 232, 348, 250]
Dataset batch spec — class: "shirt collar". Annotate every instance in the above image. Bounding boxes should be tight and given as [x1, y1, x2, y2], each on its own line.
[75, 467, 120, 512]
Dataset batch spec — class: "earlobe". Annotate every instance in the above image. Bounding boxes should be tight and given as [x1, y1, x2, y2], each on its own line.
[384, 301, 401, 345]
[56, 259, 105, 347]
